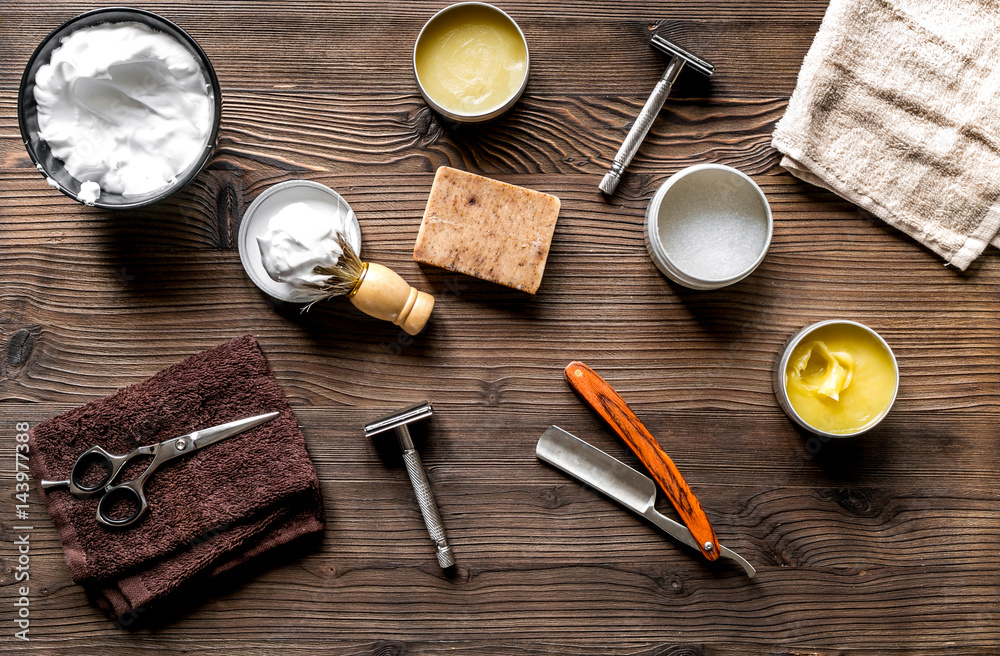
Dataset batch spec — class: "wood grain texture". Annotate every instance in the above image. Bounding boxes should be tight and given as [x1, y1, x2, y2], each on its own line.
[2, 0, 1000, 654]
[1, 4, 819, 96]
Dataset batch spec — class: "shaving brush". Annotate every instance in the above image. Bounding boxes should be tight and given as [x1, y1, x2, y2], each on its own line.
[304, 234, 434, 335]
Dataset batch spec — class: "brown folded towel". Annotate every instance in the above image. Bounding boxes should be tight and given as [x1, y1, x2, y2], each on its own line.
[28, 335, 324, 621]
[772, 0, 1000, 270]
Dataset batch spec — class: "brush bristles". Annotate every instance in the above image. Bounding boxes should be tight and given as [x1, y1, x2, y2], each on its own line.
[301, 234, 367, 311]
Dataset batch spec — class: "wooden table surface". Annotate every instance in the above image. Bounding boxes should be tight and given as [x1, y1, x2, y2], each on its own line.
[2, 1, 999, 654]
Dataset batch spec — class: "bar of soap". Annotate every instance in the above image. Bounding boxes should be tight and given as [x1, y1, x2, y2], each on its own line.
[413, 167, 561, 294]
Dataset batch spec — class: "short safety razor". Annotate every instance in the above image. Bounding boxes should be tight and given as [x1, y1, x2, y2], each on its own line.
[364, 402, 455, 568]
[599, 34, 714, 196]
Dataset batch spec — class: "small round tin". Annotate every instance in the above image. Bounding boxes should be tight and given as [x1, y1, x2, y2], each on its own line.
[17, 7, 222, 210]
[645, 164, 772, 290]
[775, 320, 899, 438]
[238, 180, 362, 303]
[413, 2, 529, 123]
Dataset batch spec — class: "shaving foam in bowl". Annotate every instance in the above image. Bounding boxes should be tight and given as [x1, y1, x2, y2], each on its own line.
[18, 7, 222, 210]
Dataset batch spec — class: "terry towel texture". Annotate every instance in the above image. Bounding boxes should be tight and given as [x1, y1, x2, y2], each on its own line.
[28, 335, 324, 620]
[772, 0, 1000, 270]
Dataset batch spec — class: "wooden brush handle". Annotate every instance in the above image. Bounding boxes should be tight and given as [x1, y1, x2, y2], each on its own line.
[564, 361, 720, 561]
[349, 263, 435, 336]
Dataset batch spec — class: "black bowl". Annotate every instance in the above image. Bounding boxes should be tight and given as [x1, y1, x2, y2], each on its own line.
[17, 7, 222, 210]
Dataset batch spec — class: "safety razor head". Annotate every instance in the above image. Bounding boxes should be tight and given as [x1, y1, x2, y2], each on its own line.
[651, 35, 714, 77]
[364, 402, 433, 438]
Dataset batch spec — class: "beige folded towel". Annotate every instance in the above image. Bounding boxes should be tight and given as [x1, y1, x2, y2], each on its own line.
[772, 0, 1000, 270]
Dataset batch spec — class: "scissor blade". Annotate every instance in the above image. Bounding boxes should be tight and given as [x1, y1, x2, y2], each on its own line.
[187, 411, 280, 449]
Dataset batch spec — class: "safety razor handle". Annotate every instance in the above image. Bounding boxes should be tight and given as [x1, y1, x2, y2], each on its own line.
[599, 57, 685, 196]
[401, 448, 455, 569]
[564, 361, 720, 561]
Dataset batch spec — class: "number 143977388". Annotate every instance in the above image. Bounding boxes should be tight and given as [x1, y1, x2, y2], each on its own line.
[14, 422, 31, 518]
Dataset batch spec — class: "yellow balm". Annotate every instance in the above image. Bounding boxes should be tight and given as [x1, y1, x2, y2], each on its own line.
[783, 322, 898, 435]
[414, 3, 528, 119]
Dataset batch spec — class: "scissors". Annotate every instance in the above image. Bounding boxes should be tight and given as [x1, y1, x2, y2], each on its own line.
[40, 411, 279, 528]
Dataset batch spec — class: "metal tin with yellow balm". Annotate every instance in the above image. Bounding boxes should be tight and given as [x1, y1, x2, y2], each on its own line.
[413, 2, 529, 122]
[775, 320, 899, 438]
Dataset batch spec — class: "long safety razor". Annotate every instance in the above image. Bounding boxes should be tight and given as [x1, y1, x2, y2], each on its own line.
[365, 402, 455, 569]
[599, 34, 715, 196]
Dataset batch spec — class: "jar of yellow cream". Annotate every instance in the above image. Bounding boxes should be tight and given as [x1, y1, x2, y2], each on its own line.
[775, 320, 899, 437]
[413, 2, 529, 122]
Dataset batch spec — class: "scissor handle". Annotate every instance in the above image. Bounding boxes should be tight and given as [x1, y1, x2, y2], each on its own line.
[96, 481, 149, 528]
[70, 446, 127, 495]
[40, 444, 155, 498]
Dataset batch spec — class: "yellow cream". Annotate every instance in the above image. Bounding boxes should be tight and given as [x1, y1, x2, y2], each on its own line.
[415, 4, 527, 117]
[784, 323, 897, 435]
